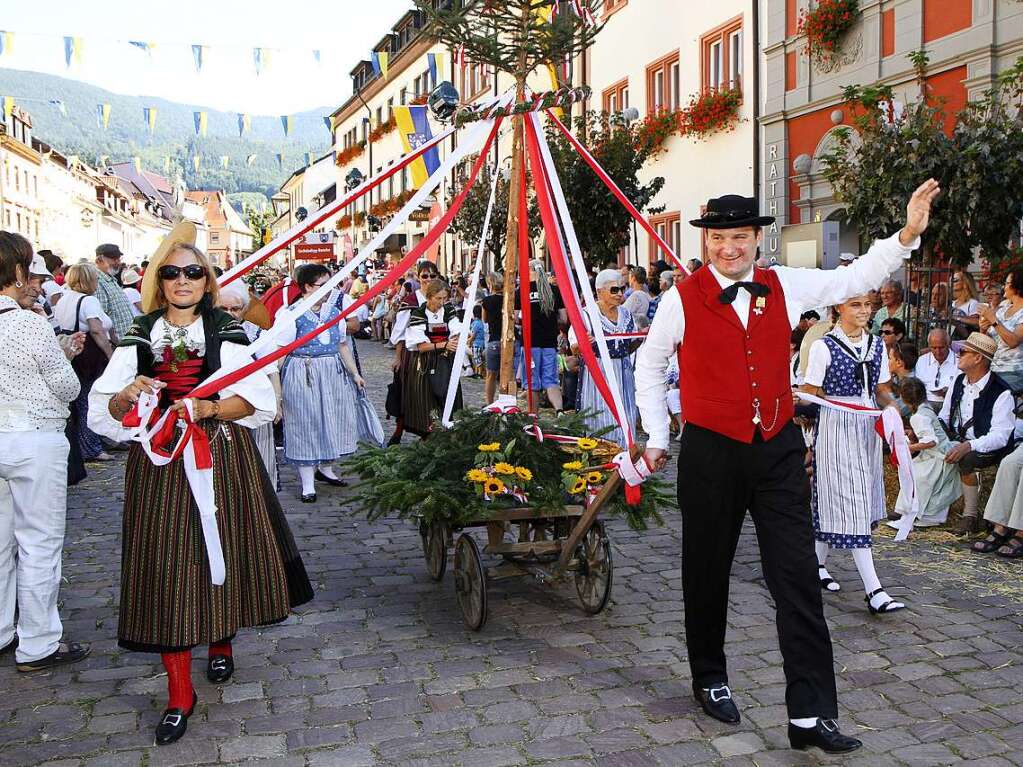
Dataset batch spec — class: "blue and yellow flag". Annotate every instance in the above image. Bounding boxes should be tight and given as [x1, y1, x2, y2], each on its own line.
[99, 154, 110, 167]
[193, 155, 201, 172]
[254, 48, 271, 75]
[246, 154, 257, 167]
[144, 106, 157, 134]
[194, 111, 207, 137]
[0, 31, 14, 57]
[371, 51, 390, 79]
[97, 103, 110, 129]
[393, 106, 440, 190]
[238, 113, 250, 137]
[191, 44, 204, 72]
[64, 36, 83, 68]
[132, 157, 142, 174]
[275, 153, 284, 169]
[2, 96, 13, 123]
[427, 52, 445, 87]
[220, 156, 230, 168]
[280, 115, 292, 137]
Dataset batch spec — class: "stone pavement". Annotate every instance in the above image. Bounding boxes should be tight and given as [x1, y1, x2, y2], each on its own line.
[2, 338, 1023, 767]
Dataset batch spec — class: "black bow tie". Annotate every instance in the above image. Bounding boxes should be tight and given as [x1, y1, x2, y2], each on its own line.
[719, 281, 771, 304]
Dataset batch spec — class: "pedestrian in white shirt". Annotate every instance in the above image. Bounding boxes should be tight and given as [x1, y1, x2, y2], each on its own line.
[0, 232, 90, 672]
[121, 267, 143, 316]
[914, 328, 958, 410]
[634, 180, 939, 754]
[938, 332, 1016, 534]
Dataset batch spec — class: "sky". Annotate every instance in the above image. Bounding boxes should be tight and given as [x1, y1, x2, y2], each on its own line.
[0, 0, 416, 114]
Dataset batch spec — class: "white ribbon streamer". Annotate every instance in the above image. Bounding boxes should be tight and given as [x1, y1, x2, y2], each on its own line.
[796, 391, 918, 540]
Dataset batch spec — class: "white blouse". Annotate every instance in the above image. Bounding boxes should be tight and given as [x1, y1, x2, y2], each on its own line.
[88, 315, 277, 442]
[404, 307, 462, 348]
[804, 327, 891, 407]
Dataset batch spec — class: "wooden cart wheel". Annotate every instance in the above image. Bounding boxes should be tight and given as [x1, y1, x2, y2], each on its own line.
[420, 520, 447, 582]
[454, 534, 488, 631]
[574, 522, 613, 615]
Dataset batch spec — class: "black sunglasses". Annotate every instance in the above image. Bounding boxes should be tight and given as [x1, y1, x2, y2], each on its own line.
[158, 264, 208, 281]
[421, 272, 439, 279]
[606, 285, 625, 294]
[880, 329, 896, 335]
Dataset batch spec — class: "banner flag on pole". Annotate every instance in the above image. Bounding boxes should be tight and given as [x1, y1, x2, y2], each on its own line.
[237, 113, 250, 137]
[132, 157, 142, 173]
[96, 103, 110, 129]
[275, 153, 284, 169]
[2, 96, 12, 123]
[193, 111, 207, 137]
[144, 106, 157, 134]
[378, 51, 389, 79]
[0, 31, 13, 57]
[193, 155, 201, 172]
[191, 44, 204, 72]
[163, 156, 171, 173]
[280, 115, 292, 137]
[246, 153, 257, 167]
[220, 156, 230, 168]
[393, 106, 440, 190]
[64, 36, 83, 68]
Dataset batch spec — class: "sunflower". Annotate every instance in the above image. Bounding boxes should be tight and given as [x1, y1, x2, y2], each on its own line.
[577, 438, 599, 451]
[569, 478, 587, 495]
[494, 462, 515, 475]
[465, 469, 488, 483]
[585, 471, 605, 484]
[514, 466, 533, 482]
[478, 442, 501, 452]
[484, 478, 506, 495]
[562, 460, 584, 471]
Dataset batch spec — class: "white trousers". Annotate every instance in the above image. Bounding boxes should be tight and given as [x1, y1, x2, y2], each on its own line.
[0, 430, 69, 662]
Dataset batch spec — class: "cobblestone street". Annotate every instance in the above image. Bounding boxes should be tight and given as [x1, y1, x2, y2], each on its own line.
[2, 338, 1023, 767]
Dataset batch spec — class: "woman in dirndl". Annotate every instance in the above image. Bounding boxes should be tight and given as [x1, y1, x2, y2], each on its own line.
[801, 293, 906, 615]
[88, 225, 313, 745]
[568, 269, 639, 447]
[278, 263, 365, 503]
[402, 279, 462, 435]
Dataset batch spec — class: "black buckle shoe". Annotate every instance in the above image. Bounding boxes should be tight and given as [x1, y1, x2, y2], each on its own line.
[314, 470, 348, 487]
[788, 719, 862, 754]
[300, 493, 317, 503]
[693, 682, 740, 724]
[206, 654, 234, 684]
[155, 691, 197, 746]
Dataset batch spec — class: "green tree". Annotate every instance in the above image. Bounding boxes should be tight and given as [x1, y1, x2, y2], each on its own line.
[535, 111, 664, 267]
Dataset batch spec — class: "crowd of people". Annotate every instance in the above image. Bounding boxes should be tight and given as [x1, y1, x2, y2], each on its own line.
[0, 175, 1018, 754]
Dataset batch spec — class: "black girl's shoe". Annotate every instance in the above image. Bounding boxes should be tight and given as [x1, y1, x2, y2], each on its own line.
[155, 691, 197, 745]
[865, 588, 906, 615]
[314, 470, 347, 487]
[817, 566, 840, 592]
[207, 655, 234, 683]
[300, 493, 317, 503]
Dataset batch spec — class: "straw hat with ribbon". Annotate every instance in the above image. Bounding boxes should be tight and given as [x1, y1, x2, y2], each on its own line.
[139, 220, 199, 313]
[961, 331, 997, 360]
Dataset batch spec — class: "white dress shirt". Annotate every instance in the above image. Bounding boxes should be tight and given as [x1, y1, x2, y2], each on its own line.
[937, 371, 1014, 454]
[914, 351, 958, 404]
[635, 231, 920, 450]
[804, 327, 891, 407]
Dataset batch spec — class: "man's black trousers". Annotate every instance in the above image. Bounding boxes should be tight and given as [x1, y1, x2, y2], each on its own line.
[677, 421, 838, 719]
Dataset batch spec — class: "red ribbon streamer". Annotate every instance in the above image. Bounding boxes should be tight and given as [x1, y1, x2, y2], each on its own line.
[545, 109, 685, 273]
[185, 119, 503, 402]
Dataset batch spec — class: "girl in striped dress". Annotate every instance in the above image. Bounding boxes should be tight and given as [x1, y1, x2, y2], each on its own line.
[88, 235, 312, 745]
[277, 264, 365, 503]
[801, 293, 906, 615]
[569, 269, 640, 447]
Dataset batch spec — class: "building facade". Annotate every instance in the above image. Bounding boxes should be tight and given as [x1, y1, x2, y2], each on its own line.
[0, 106, 43, 246]
[760, 0, 1023, 263]
[185, 189, 255, 268]
[581, 0, 758, 267]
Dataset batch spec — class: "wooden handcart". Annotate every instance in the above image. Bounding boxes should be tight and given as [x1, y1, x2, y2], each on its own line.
[418, 457, 628, 631]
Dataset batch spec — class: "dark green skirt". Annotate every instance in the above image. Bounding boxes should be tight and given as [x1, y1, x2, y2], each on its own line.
[402, 350, 462, 435]
[118, 421, 313, 653]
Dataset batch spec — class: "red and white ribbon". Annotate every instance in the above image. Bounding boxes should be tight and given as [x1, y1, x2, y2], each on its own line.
[796, 391, 918, 540]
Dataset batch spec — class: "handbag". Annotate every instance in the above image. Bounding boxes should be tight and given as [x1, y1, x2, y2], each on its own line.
[355, 389, 385, 448]
[59, 295, 107, 380]
[427, 352, 454, 400]
[385, 370, 403, 419]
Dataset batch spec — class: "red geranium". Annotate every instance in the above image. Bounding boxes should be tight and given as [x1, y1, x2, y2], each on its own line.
[797, 0, 860, 67]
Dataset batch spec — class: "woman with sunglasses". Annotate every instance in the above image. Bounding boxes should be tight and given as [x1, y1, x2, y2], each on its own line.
[88, 228, 312, 745]
[568, 269, 640, 446]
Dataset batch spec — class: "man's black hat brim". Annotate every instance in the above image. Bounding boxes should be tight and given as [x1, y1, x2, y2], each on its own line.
[689, 215, 776, 229]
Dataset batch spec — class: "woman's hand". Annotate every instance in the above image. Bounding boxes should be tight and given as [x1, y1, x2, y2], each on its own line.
[353, 375, 366, 389]
[445, 337, 459, 353]
[58, 332, 86, 360]
[169, 397, 218, 420]
[119, 375, 160, 405]
[978, 303, 998, 325]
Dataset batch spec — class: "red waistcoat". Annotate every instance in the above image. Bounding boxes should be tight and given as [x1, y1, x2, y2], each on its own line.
[677, 266, 793, 443]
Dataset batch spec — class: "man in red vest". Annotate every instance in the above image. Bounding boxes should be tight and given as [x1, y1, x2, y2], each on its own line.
[635, 180, 939, 754]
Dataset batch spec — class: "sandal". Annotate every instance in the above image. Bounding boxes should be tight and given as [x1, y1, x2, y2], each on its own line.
[996, 535, 1023, 559]
[865, 588, 906, 615]
[818, 566, 840, 592]
[973, 530, 1012, 554]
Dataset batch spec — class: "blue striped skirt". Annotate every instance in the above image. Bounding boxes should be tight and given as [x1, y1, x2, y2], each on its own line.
[281, 354, 357, 465]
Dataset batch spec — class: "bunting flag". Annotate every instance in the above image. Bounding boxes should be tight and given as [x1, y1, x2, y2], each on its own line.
[144, 106, 157, 134]
[163, 156, 171, 173]
[253, 47, 270, 75]
[275, 153, 284, 169]
[3, 95, 14, 123]
[393, 106, 440, 189]
[304, 152, 313, 166]
[313, 49, 321, 65]
[98, 154, 109, 167]
[191, 44, 204, 73]
[246, 153, 257, 167]
[63, 36, 83, 68]
[323, 116, 332, 131]
[132, 157, 142, 173]
[67, 155, 79, 168]
[96, 103, 111, 129]
[280, 114, 292, 137]
[237, 112, 250, 137]
[193, 155, 201, 172]
[129, 41, 154, 56]
[220, 155, 230, 168]
[0, 31, 13, 57]
[193, 111, 208, 137]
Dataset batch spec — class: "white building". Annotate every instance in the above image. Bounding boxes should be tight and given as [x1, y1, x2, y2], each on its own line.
[0, 106, 43, 245]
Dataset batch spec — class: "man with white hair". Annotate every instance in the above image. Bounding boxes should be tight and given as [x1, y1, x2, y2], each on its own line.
[634, 181, 939, 754]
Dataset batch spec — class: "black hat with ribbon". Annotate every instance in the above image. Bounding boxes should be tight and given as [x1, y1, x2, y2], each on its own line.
[690, 195, 776, 229]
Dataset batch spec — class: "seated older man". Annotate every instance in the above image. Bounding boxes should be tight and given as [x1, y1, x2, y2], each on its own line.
[915, 328, 958, 411]
[939, 332, 1016, 534]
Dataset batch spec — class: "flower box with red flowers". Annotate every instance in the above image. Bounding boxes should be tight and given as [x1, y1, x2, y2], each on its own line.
[797, 0, 860, 67]
[679, 87, 742, 140]
[336, 141, 366, 166]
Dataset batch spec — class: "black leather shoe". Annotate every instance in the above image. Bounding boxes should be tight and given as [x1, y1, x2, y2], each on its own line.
[693, 683, 740, 724]
[300, 493, 317, 503]
[788, 719, 862, 754]
[206, 654, 234, 684]
[314, 470, 348, 487]
[155, 691, 197, 745]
